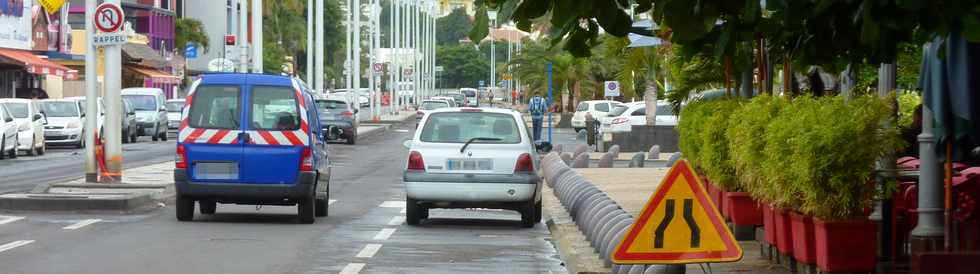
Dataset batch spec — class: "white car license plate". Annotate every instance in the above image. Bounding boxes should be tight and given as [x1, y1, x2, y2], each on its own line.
[194, 162, 239, 180]
[447, 159, 493, 171]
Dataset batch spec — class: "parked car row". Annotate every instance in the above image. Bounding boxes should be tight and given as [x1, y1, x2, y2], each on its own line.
[0, 88, 176, 160]
[570, 100, 680, 133]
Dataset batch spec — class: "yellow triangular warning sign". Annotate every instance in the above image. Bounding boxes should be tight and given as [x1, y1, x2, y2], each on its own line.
[612, 159, 742, 264]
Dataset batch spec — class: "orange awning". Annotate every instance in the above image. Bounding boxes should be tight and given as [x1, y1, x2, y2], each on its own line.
[127, 66, 181, 84]
[0, 48, 78, 80]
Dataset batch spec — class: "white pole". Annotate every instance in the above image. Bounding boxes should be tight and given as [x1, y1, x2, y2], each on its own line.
[353, 0, 362, 115]
[400, 0, 407, 110]
[388, 0, 396, 115]
[306, 0, 314, 86]
[103, 0, 123, 183]
[431, 2, 436, 94]
[367, 0, 375, 120]
[238, 0, 248, 72]
[252, 0, 263, 73]
[84, 0, 97, 182]
[413, 0, 420, 105]
[315, 0, 325, 92]
[373, 2, 381, 120]
[345, 0, 352, 92]
[392, 0, 400, 114]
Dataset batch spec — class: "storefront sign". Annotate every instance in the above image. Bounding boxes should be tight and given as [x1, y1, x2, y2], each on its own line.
[0, 0, 32, 50]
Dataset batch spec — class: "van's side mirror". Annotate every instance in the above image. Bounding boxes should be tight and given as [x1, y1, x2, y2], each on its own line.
[4, 117, 12, 122]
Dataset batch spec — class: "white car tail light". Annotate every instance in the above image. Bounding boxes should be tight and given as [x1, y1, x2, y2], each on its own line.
[514, 153, 533, 173]
[407, 151, 425, 171]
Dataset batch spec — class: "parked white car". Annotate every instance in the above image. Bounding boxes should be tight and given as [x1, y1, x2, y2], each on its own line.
[571, 100, 621, 131]
[63, 96, 104, 136]
[165, 99, 185, 130]
[0, 104, 19, 159]
[460, 88, 479, 107]
[415, 99, 452, 127]
[599, 102, 678, 133]
[402, 107, 552, 227]
[121, 88, 169, 141]
[430, 96, 457, 107]
[0, 99, 46, 155]
[39, 99, 87, 148]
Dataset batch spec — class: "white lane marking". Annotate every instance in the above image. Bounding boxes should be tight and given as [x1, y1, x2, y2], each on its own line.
[63, 219, 102, 230]
[0, 240, 34, 253]
[329, 199, 337, 205]
[372, 228, 396, 241]
[387, 216, 405, 226]
[355, 244, 383, 258]
[393, 129, 410, 133]
[379, 201, 405, 208]
[399, 208, 406, 214]
[0, 215, 25, 225]
[339, 263, 366, 274]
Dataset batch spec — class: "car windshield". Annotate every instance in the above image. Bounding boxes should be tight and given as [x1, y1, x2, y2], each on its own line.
[656, 104, 675, 115]
[40, 101, 79, 117]
[608, 105, 629, 117]
[1, 102, 28, 118]
[123, 95, 157, 111]
[420, 101, 450, 110]
[166, 101, 184, 112]
[576, 102, 588, 111]
[448, 94, 465, 102]
[462, 90, 476, 97]
[420, 112, 521, 144]
[316, 100, 348, 110]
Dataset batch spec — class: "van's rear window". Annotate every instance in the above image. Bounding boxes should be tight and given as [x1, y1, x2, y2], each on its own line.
[250, 86, 300, 131]
[187, 86, 240, 130]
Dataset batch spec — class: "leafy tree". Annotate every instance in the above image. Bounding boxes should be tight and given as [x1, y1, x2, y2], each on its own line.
[437, 8, 473, 45]
[436, 44, 489, 88]
[175, 18, 209, 54]
[263, 0, 307, 74]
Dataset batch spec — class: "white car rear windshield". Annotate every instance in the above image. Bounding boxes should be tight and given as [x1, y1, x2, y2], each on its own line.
[420, 101, 449, 110]
[608, 105, 629, 117]
[576, 102, 588, 111]
[420, 112, 521, 144]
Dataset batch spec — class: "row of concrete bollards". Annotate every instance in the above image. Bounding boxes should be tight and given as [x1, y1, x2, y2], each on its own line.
[541, 152, 686, 274]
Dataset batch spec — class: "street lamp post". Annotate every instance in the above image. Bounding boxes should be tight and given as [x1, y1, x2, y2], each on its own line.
[488, 9, 497, 105]
[315, 0, 325, 93]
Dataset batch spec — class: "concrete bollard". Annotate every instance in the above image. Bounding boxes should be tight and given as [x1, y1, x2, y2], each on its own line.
[598, 153, 615, 168]
[589, 208, 624, 247]
[612, 264, 627, 274]
[628, 264, 646, 274]
[572, 153, 590, 168]
[585, 204, 619, 241]
[568, 187, 600, 213]
[628, 152, 646, 168]
[571, 192, 605, 217]
[578, 199, 614, 225]
[605, 225, 632, 267]
[595, 213, 629, 255]
[573, 143, 589, 158]
[560, 152, 574, 166]
[601, 218, 634, 261]
[644, 264, 686, 274]
[665, 152, 682, 167]
[648, 145, 661, 160]
[608, 144, 621, 158]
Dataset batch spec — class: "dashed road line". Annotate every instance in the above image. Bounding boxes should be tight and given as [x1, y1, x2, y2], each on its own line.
[0, 215, 24, 225]
[355, 244, 383, 258]
[329, 199, 337, 205]
[378, 201, 405, 208]
[372, 228, 396, 241]
[0, 240, 34, 253]
[339, 263, 365, 274]
[399, 208, 406, 214]
[386, 216, 404, 226]
[63, 219, 102, 230]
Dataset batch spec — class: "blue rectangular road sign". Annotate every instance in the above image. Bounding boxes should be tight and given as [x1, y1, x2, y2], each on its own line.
[185, 43, 198, 59]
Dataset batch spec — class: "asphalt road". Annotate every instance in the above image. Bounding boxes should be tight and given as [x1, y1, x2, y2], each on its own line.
[0, 136, 177, 194]
[0, 122, 567, 274]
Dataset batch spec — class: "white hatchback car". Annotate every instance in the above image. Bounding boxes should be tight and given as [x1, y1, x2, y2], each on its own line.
[571, 100, 621, 131]
[0, 99, 46, 155]
[403, 108, 552, 227]
[0, 104, 18, 159]
[600, 102, 678, 133]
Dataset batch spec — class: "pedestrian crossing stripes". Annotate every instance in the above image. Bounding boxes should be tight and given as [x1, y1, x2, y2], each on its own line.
[339, 263, 365, 274]
[63, 219, 102, 230]
[355, 244, 382, 258]
[0, 240, 33, 254]
[0, 215, 24, 225]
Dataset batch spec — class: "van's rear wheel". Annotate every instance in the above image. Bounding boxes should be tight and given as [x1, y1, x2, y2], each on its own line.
[199, 200, 216, 214]
[176, 195, 194, 221]
[298, 192, 316, 224]
[315, 187, 328, 217]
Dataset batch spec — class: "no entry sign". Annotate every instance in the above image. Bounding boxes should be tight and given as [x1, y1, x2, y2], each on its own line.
[94, 3, 124, 33]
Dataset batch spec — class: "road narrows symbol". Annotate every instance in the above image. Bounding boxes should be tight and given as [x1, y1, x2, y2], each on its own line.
[683, 199, 700, 248]
[653, 199, 674, 248]
[653, 199, 701, 248]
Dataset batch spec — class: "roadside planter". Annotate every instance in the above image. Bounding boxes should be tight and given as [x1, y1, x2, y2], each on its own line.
[789, 211, 816, 265]
[773, 208, 794, 255]
[763, 203, 776, 246]
[813, 218, 877, 272]
[725, 192, 762, 226]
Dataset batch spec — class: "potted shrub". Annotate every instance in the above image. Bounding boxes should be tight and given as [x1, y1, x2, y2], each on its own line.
[764, 95, 900, 273]
[697, 100, 741, 219]
[679, 101, 727, 212]
[727, 95, 787, 229]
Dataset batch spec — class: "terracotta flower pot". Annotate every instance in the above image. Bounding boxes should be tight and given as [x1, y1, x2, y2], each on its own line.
[814, 218, 877, 272]
[725, 192, 763, 226]
[789, 211, 816, 264]
[773, 208, 794, 254]
[705, 180, 725, 219]
[762, 203, 775, 245]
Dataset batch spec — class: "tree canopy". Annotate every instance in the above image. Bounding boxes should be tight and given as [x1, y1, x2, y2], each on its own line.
[436, 44, 490, 89]
[175, 18, 209, 54]
[437, 8, 473, 45]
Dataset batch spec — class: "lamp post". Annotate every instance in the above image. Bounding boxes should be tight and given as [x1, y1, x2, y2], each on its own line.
[487, 8, 497, 104]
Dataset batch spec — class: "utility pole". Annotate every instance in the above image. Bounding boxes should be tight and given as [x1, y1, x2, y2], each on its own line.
[315, 0, 325, 93]
[84, 0, 97, 183]
[345, 0, 352, 93]
[413, 0, 420, 105]
[392, 0, 401, 114]
[238, 0, 248, 73]
[488, 8, 497, 104]
[252, 0, 263, 73]
[372, 2, 381, 121]
[353, 0, 362, 115]
[306, 0, 314, 86]
[367, 0, 376, 120]
[431, 1, 436, 96]
[388, 0, 396, 115]
[103, 0, 123, 183]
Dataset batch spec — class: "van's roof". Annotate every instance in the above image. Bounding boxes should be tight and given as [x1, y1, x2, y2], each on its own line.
[166, 98, 185, 102]
[0, 98, 32, 103]
[197, 73, 297, 87]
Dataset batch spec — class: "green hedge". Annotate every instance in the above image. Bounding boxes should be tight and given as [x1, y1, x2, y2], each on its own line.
[679, 95, 901, 221]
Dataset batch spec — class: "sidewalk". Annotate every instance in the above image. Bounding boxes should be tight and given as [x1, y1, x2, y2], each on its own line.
[541, 159, 793, 273]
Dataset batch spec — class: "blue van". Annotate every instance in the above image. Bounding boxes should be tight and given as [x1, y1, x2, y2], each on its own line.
[173, 74, 331, 223]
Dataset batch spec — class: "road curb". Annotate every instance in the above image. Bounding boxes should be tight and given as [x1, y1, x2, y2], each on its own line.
[357, 124, 392, 139]
[0, 192, 154, 211]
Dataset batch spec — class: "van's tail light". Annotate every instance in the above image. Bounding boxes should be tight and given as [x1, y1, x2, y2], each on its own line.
[407, 151, 425, 171]
[300, 147, 314, 171]
[176, 144, 187, 169]
[515, 153, 533, 173]
[341, 111, 354, 118]
[612, 117, 629, 124]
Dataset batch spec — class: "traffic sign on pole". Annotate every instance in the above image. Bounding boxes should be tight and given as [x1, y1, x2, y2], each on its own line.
[92, 3, 126, 47]
[612, 159, 742, 264]
[604, 81, 621, 97]
[185, 43, 198, 59]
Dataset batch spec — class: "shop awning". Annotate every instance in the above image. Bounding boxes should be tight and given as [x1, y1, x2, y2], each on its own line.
[127, 66, 181, 84]
[0, 48, 78, 80]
